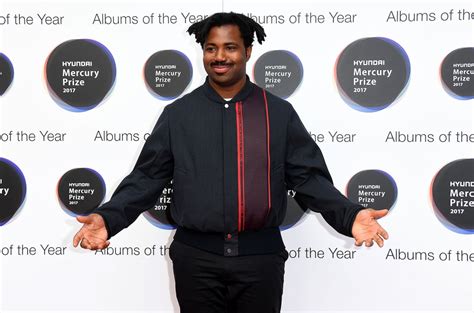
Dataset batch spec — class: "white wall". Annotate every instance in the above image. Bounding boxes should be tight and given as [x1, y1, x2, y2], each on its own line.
[0, 0, 473, 312]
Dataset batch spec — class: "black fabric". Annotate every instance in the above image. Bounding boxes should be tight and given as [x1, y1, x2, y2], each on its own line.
[170, 240, 287, 313]
[174, 226, 284, 256]
[94, 76, 364, 256]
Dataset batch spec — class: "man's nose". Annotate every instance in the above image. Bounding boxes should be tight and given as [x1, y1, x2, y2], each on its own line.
[215, 48, 226, 61]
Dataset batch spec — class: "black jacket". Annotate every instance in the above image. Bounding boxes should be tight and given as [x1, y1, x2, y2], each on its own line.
[95, 77, 364, 256]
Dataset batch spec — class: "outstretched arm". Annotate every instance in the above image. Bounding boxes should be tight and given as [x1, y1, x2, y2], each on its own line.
[90, 107, 174, 239]
[285, 106, 364, 237]
[285, 106, 390, 246]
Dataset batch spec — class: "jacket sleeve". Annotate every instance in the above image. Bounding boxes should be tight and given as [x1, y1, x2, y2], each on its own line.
[94, 106, 174, 239]
[284, 106, 364, 237]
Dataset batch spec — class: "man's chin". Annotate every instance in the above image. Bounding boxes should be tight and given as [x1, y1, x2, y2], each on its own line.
[209, 75, 234, 87]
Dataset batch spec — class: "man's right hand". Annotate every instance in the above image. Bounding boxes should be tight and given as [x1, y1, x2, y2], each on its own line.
[73, 213, 110, 250]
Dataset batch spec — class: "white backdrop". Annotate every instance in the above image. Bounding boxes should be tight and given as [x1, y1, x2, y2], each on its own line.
[1, 0, 473, 312]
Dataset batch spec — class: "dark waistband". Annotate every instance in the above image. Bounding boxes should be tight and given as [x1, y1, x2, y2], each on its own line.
[174, 227, 285, 256]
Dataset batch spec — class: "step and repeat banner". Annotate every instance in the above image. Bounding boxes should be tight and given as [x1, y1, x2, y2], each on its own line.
[0, 0, 473, 312]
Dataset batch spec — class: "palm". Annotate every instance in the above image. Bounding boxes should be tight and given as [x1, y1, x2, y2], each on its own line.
[352, 208, 389, 247]
[73, 213, 110, 250]
[83, 219, 107, 239]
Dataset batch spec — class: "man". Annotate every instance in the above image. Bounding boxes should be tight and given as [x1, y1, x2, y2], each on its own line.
[73, 12, 388, 313]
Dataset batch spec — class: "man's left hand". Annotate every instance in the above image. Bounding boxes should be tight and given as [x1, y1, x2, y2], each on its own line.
[352, 208, 389, 248]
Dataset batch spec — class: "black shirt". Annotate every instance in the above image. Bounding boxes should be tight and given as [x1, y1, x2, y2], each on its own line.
[95, 77, 364, 256]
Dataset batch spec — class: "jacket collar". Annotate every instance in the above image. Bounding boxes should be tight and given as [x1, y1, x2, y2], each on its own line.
[203, 75, 255, 103]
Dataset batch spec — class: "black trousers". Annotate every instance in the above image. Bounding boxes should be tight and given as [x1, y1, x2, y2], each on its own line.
[169, 240, 288, 313]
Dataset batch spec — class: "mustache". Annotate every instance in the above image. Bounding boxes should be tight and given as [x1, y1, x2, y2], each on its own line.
[211, 61, 232, 66]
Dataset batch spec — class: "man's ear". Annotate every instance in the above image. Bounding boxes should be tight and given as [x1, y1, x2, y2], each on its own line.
[245, 46, 252, 61]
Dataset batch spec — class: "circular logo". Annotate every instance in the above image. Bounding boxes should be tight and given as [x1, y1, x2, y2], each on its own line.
[144, 50, 193, 100]
[57, 168, 106, 215]
[336, 37, 410, 112]
[0, 53, 14, 96]
[432, 159, 474, 232]
[0, 158, 26, 226]
[346, 170, 397, 210]
[144, 181, 176, 229]
[253, 50, 303, 99]
[280, 189, 308, 230]
[46, 39, 116, 111]
[441, 47, 474, 100]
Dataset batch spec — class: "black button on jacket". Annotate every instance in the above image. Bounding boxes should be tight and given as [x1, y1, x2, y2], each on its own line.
[95, 77, 364, 256]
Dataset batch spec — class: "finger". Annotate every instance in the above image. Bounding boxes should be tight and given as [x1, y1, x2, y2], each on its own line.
[371, 209, 389, 219]
[76, 215, 91, 224]
[354, 236, 365, 246]
[86, 235, 110, 250]
[373, 234, 384, 248]
[377, 225, 389, 240]
[89, 238, 104, 250]
[80, 237, 92, 250]
[73, 229, 85, 247]
[364, 239, 374, 247]
[96, 240, 110, 250]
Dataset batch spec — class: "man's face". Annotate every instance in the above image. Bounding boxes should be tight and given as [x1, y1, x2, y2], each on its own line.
[203, 24, 252, 89]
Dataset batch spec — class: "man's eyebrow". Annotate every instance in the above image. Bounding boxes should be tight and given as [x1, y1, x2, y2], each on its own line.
[205, 41, 239, 46]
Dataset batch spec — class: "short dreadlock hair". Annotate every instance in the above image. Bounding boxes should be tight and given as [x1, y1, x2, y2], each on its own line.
[187, 12, 266, 48]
